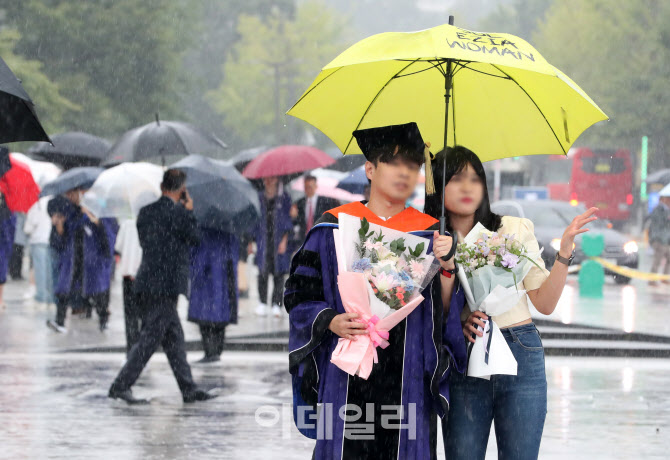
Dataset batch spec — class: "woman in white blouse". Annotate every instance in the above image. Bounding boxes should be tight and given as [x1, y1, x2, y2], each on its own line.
[427, 146, 597, 460]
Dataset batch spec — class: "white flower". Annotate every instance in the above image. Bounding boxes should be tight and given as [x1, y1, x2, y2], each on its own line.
[365, 240, 383, 251]
[376, 245, 391, 259]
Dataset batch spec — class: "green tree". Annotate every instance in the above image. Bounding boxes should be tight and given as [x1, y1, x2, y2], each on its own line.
[208, 1, 349, 147]
[478, 0, 553, 41]
[532, 0, 670, 168]
[0, 27, 79, 134]
[179, 0, 295, 151]
[0, 0, 198, 138]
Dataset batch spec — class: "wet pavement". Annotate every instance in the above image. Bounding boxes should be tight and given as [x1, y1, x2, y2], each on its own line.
[0, 249, 668, 458]
[0, 350, 667, 459]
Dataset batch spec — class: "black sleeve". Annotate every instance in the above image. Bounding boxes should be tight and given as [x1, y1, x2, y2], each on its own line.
[174, 206, 201, 247]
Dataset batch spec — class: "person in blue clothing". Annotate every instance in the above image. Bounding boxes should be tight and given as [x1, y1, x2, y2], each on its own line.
[0, 192, 15, 309]
[82, 215, 118, 328]
[189, 228, 239, 363]
[252, 176, 292, 318]
[46, 190, 116, 333]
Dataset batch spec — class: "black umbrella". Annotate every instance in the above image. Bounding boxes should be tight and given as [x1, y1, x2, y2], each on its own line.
[646, 168, 670, 186]
[230, 146, 267, 172]
[105, 115, 227, 166]
[40, 167, 104, 197]
[28, 131, 111, 169]
[321, 145, 366, 172]
[325, 154, 366, 172]
[171, 155, 260, 235]
[0, 57, 51, 144]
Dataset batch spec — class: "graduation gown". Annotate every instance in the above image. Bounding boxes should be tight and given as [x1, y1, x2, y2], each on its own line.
[285, 202, 466, 460]
[0, 214, 16, 284]
[188, 228, 239, 325]
[254, 190, 293, 275]
[50, 200, 117, 297]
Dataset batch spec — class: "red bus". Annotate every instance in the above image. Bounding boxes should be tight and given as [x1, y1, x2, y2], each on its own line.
[545, 148, 633, 224]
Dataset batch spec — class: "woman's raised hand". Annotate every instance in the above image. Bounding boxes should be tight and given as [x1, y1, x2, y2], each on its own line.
[559, 207, 599, 257]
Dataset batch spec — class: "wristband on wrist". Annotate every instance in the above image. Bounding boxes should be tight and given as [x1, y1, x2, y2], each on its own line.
[439, 265, 459, 278]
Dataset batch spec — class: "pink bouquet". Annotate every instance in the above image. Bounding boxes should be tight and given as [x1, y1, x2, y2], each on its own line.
[331, 213, 439, 379]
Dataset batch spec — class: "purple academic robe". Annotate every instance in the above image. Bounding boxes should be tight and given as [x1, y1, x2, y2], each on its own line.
[285, 211, 467, 460]
[254, 190, 293, 275]
[188, 228, 239, 325]
[0, 214, 16, 284]
[50, 204, 116, 297]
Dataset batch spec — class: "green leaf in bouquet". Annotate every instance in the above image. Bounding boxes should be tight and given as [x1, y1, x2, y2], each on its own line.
[411, 242, 425, 258]
[521, 254, 547, 275]
[390, 238, 406, 256]
[359, 217, 370, 237]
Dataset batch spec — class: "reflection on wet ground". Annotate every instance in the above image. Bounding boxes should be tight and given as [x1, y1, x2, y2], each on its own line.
[0, 252, 668, 458]
[0, 351, 667, 459]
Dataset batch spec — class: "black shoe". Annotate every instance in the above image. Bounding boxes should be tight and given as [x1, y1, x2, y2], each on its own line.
[195, 355, 220, 364]
[183, 389, 218, 403]
[108, 387, 149, 405]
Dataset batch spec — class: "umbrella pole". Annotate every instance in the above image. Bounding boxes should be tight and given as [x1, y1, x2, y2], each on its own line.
[440, 15, 455, 237]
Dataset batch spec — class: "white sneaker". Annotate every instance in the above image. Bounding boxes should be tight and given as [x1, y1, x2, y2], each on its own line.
[255, 303, 268, 316]
[272, 304, 282, 318]
[23, 288, 36, 300]
[46, 320, 67, 334]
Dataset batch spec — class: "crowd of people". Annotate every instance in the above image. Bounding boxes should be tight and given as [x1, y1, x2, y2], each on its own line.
[0, 165, 345, 356]
[1, 129, 667, 457]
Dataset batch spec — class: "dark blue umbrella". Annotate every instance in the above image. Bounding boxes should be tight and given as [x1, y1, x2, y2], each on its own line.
[336, 166, 368, 195]
[230, 146, 267, 171]
[28, 132, 111, 169]
[170, 155, 259, 235]
[40, 167, 103, 197]
[105, 115, 227, 166]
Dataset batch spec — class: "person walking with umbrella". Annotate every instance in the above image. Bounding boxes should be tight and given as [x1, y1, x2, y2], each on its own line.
[108, 169, 216, 405]
[189, 227, 240, 363]
[168, 155, 259, 362]
[648, 187, 670, 286]
[46, 188, 116, 333]
[252, 176, 293, 318]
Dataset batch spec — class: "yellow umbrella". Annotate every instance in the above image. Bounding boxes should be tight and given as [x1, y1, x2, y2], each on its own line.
[288, 20, 608, 161]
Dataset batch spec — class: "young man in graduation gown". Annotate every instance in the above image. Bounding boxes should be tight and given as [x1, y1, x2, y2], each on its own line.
[285, 123, 467, 460]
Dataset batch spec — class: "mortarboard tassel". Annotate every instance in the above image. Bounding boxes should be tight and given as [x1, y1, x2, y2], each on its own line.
[424, 142, 436, 195]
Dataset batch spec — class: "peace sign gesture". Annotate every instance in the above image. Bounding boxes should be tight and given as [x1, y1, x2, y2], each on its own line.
[559, 207, 599, 257]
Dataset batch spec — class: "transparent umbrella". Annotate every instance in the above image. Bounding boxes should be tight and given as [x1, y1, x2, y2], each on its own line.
[82, 162, 163, 219]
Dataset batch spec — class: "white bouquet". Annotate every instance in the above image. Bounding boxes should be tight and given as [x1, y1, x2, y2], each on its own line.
[455, 223, 544, 379]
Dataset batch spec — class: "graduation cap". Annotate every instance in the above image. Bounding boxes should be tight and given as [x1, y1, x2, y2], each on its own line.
[352, 122, 435, 194]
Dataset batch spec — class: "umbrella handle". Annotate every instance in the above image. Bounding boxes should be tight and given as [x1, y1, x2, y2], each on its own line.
[439, 216, 458, 261]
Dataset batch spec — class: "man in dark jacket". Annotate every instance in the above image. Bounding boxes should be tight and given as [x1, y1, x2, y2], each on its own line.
[109, 169, 216, 405]
[291, 174, 340, 240]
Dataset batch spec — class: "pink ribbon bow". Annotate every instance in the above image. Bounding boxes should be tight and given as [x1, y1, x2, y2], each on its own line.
[365, 315, 390, 363]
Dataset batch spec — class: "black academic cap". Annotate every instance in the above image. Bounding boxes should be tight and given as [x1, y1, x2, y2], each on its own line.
[352, 122, 425, 161]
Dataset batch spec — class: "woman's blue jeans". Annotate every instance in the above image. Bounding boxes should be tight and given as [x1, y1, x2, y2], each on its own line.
[443, 323, 547, 460]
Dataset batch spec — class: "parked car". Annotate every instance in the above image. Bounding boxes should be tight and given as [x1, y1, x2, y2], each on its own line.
[491, 200, 639, 284]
